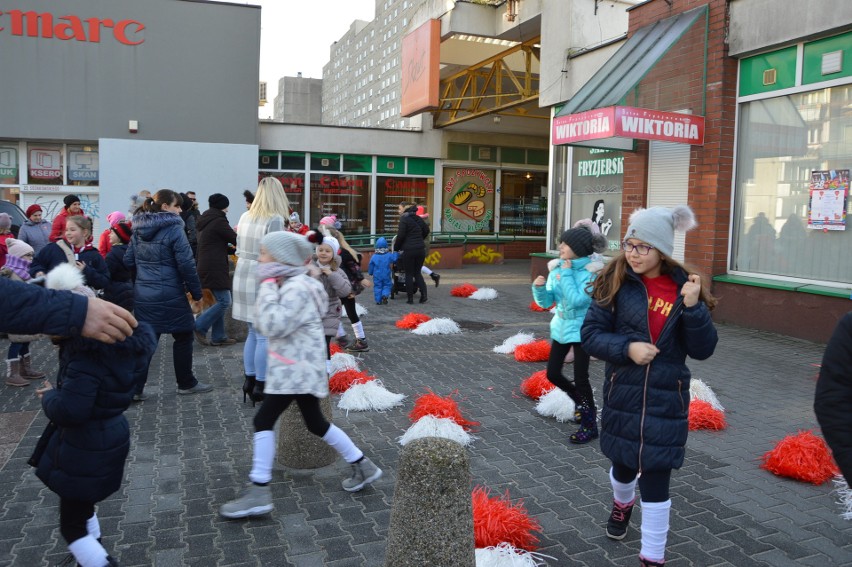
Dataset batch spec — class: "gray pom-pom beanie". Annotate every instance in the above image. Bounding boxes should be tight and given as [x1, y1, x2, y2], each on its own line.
[624, 205, 696, 258]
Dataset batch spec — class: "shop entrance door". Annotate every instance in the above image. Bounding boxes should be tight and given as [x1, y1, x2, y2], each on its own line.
[647, 141, 690, 262]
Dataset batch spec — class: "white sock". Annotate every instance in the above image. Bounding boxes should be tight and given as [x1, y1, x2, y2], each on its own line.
[610, 467, 637, 504]
[336, 323, 346, 338]
[421, 266, 432, 275]
[326, 360, 332, 375]
[249, 430, 276, 484]
[640, 499, 671, 562]
[86, 513, 101, 540]
[68, 535, 108, 567]
[352, 321, 365, 340]
[322, 424, 363, 463]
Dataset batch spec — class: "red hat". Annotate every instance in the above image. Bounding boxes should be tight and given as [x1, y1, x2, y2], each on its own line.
[26, 204, 42, 218]
[111, 221, 133, 244]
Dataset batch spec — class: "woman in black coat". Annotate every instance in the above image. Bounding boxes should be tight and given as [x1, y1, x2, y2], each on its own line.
[393, 201, 430, 304]
[814, 312, 852, 486]
[194, 194, 238, 346]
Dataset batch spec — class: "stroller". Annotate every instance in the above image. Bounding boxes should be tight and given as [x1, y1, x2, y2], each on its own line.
[389, 236, 406, 299]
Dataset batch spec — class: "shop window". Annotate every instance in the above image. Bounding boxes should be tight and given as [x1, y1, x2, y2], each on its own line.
[0, 144, 19, 185]
[570, 147, 624, 253]
[27, 143, 63, 185]
[549, 145, 569, 250]
[376, 176, 433, 233]
[259, 172, 305, 221]
[447, 143, 470, 161]
[280, 152, 305, 170]
[309, 173, 371, 235]
[732, 85, 852, 284]
[343, 154, 372, 173]
[406, 158, 435, 176]
[501, 147, 526, 164]
[66, 145, 99, 186]
[441, 167, 495, 233]
[500, 171, 547, 236]
[259, 151, 278, 170]
[310, 153, 341, 172]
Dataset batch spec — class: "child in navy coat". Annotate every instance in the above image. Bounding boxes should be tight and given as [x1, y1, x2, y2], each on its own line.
[33, 264, 157, 567]
[368, 237, 397, 304]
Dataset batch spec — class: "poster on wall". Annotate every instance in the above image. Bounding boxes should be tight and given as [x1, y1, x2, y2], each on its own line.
[442, 168, 495, 233]
[807, 169, 848, 231]
[571, 148, 623, 251]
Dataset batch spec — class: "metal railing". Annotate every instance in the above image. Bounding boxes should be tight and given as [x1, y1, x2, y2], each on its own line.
[344, 231, 545, 249]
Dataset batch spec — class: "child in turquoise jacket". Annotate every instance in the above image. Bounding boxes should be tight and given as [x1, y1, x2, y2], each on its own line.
[532, 224, 606, 443]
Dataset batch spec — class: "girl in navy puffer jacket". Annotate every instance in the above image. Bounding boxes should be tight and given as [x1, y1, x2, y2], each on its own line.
[581, 206, 718, 567]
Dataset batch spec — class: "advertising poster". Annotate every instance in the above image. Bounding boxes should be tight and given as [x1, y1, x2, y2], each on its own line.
[807, 169, 848, 231]
[442, 168, 495, 233]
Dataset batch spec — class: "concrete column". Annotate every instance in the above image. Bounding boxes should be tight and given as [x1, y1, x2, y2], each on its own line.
[276, 395, 336, 468]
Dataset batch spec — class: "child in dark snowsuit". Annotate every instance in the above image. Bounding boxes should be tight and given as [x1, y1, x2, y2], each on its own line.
[368, 237, 397, 305]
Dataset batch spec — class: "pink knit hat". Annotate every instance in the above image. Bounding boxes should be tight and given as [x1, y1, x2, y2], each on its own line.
[107, 211, 126, 226]
[319, 215, 337, 226]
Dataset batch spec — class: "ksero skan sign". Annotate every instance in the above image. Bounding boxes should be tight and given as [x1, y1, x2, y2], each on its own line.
[0, 9, 145, 45]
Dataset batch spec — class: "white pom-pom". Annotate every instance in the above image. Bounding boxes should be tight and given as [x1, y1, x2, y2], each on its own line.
[535, 388, 576, 422]
[475, 543, 554, 566]
[671, 204, 697, 232]
[329, 352, 360, 374]
[470, 287, 498, 301]
[45, 263, 86, 291]
[399, 415, 474, 446]
[833, 476, 852, 520]
[493, 332, 536, 354]
[338, 380, 406, 413]
[547, 258, 560, 272]
[411, 318, 461, 335]
[355, 302, 368, 317]
[689, 378, 724, 411]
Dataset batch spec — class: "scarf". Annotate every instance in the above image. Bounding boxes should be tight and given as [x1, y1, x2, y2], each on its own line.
[4, 254, 31, 280]
[256, 262, 307, 282]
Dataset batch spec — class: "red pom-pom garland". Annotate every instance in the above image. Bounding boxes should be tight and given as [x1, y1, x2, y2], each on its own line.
[472, 486, 541, 551]
[409, 389, 479, 430]
[688, 399, 727, 431]
[761, 430, 840, 485]
[451, 283, 479, 297]
[330, 342, 343, 355]
[514, 340, 551, 362]
[329, 369, 375, 394]
[395, 312, 431, 329]
[520, 370, 554, 400]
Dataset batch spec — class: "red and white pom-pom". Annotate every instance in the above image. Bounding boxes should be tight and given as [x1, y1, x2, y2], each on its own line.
[472, 486, 541, 551]
[409, 390, 479, 430]
[412, 318, 461, 335]
[451, 283, 479, 297]
[494, 332, 536, 354]
[470, 287, 498, 301]
[399, 415, 474, 446]
[514, 340, 551, 362]
[396, 312, 431, 329]
[529, 301, 554, 312]
[329, 352, 360, 374]
[689, 378, 724, 411]
[535, 388, 576, 422]
[475, 543, 554, 567]
[833, 476, 852, 520]
[355, 302, 368, 317]
[329, 369, 375, 394]
[330, 342, 343, 356]
[688, 399, 727, 431]
[520, 370, 554, 400]
[338, 380, 405, 413]
[761, 430, 840, 485]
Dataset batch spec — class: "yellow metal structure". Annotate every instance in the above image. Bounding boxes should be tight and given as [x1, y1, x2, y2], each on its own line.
[433, 36, 542, 128]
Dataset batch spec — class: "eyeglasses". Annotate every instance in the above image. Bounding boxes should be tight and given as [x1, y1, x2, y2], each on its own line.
[622, 241, 655, 255]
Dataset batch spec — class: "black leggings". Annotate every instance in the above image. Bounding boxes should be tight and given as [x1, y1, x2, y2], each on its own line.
[341, 296, 360, 325]
[546, 340, 594, 410]
[59, 498, 95, 544]
[253, 394, 330, 437]
[402, 249, 427, 299]
[612, 464, 672, 503]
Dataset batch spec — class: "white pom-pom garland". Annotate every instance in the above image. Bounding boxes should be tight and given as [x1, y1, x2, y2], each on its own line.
[338, 380, 406, 413]
[355, 302, 368, 317]
[398, 415, 474, 446]
[411, 318, 461, 335]
[475, 543, 554, 566]
[689, 378, 724, 411]
[535, 388, 576, 422]
[470, 287, 498, 301]
[493, 332, 536, 354]
[329, 352, 361, 374]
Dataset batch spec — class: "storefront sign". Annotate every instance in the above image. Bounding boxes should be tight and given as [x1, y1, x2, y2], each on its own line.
[68, 150, 99, 182]
[0, 147, 17, 177]
[808, 169, 848, 231]
[442, 168, 495, 232]
[0, 10, 145, 45]
[28, 147, 62, 182]
[552, 106, 705, 147]
[401, 19, 440, 117]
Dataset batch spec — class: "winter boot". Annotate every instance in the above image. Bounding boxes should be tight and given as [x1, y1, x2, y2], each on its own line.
[342, 457, 383, 492]
[606, 498, 635, 540]
[19, 354, 46, 379]
[430, 272, 441, 287]
[570, 405, 599, 444]
[251, 380, 266, 406]
[406, 294, 414, 304]
[242, 374, 256, 404]
[347, 338, 369, 353]
[5, 358, 28, 387]
[219, 483, 273, 518]
[639, 556, 665, 566]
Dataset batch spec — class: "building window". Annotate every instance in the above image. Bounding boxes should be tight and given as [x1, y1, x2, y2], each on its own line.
[732, 85, 852, 284]
[500, 171, 547, 236]
[571, 147, 624, 253]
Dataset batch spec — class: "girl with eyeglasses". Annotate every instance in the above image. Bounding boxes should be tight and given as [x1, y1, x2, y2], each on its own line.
[581, 205, 718, 567]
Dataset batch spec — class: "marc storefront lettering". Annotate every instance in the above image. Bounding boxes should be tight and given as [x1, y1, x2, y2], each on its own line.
[0, 9, 145, 45]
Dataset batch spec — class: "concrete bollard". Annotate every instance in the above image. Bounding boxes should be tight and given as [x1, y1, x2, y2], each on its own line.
[276, 394, 337, 469]
[384, 437, 475, 567]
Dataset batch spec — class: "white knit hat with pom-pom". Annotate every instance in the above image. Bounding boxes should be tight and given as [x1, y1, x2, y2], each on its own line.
[625, 205, 696, 258]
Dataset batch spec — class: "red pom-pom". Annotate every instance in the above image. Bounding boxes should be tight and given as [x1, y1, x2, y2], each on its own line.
[395, 312, 432, 329]
[529, 301, 554, 312]
[451, 283, 479, 297]
[330, 342, 343, 355]
[472, 486, 541, 551]
[514, 340, 551, 362]
[688, 399, 727, 431]
[409, 389, 479, 430]
[329, 369, 375, 394]
[520, 370, 554, 399]
[761, 430, 840, 485]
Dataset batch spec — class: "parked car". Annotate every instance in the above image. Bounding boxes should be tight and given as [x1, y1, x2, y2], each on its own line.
[0, 199, 27, 237]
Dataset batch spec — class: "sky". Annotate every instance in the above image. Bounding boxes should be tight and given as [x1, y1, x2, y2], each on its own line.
[210, 0, 377, 119]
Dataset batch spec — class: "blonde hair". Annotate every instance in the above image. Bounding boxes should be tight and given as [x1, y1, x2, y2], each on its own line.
[249, 177, 291, 221]
[66, 215, 93, 237]
[322, 226, 359, 261]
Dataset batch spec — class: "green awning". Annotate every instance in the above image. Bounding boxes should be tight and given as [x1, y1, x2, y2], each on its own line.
[555, 6, 706, 117]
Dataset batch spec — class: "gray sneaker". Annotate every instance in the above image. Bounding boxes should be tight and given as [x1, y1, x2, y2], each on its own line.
[342, 457, 382, 492]
[177, 382, 213, 395]
[219, 483, 273, 518]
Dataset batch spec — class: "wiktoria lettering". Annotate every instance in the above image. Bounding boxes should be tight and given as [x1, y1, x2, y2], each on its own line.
[0, 10, 145, 45]
[619, 115, 699, 141]
[555, 116, 611, 140]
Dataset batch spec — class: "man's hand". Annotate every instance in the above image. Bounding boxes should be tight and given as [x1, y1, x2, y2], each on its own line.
[82, 298, 137, 343]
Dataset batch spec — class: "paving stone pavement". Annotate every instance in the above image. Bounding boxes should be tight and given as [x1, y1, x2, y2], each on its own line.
[1, 260, 851, 567]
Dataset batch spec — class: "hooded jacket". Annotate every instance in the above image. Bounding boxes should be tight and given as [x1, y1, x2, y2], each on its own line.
[532, 256, 597, 344]
[581, 266, 717, 472]
[124, 212, 202, 333]
[36, 323, 157, 502]
[394, 205, 429, 253]
[103, 244, 134, 311]
[368, 237, 397, 284]
[814, 312, 852, 485]
[196, 208, 237, 290]
[17, 218, 52, 255]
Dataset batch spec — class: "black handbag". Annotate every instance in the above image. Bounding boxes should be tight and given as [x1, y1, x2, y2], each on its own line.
[27, 422, 57, 468]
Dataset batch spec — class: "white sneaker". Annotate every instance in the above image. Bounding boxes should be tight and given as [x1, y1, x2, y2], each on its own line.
[342, 457, 382, 492]
[219, 483, 273, 518]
